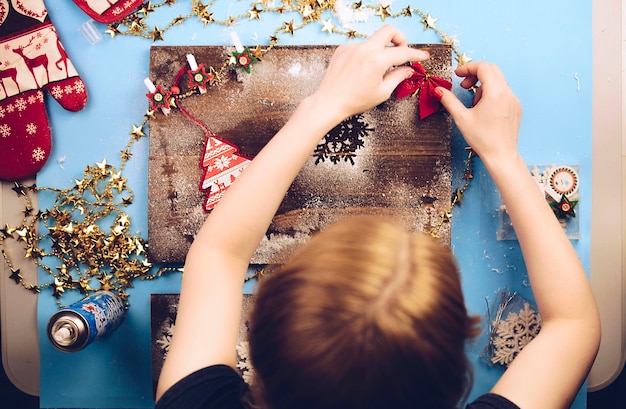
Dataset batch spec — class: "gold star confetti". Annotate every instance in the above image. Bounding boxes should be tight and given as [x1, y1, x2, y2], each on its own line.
[301, 5, 315, 20]
[12, 182, 26, 196]
[421, 13, 438, 30]
[53, 277, 65, 298]
[456, 52, 473, 66]
[138, 2, 155, 16]
[128, 20, 143, 34]
[131, 124, 145, 139]
[193, 1, 210, 17]
[452, 189, 465, 206]
[9, 269, 22, 284]
[200, 12, 215, 26]
[283, 20, 296, 35]
[376, 5, 391, 21]
[14, 227, 29, 241]
[105, 24, 120, 38]
[96, 158, 109, 172]
[251, 45, 265, 60]
[149, 25, 165, 41]
[321, 18, 335, 34]
[248, 5, 262, 20]
[145, 109, 156, 120]
[207, 66, 221, 85]
[99, 274, 114, 291]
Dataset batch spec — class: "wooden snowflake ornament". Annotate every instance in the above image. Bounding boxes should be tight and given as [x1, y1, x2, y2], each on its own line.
[484, 291, 542, 368]
[491, 302, 542, 367]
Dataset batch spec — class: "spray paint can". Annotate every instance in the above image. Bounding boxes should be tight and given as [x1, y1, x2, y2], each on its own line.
[47, 290, 126, 352]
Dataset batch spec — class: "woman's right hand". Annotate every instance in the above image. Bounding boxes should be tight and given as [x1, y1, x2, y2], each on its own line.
[311, 25, 430, 125]
[439, 62, 600, 409]
[437, 62, 522, 166]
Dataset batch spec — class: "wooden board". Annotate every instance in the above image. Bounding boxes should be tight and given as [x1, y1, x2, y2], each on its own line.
[147, 45, 452, 264]
[150, 294, 254, 397]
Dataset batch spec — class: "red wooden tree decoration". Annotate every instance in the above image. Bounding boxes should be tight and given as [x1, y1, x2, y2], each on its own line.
[199, 134, 251, 211]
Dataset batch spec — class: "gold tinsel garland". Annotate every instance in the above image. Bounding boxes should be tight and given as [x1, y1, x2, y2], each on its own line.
[106, 1, 472, 66]
[0, 0, 475, 307]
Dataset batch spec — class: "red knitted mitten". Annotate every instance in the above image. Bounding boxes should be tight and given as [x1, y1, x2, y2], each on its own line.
[0, 0, 88, 181]
[72, 0, 143, 24]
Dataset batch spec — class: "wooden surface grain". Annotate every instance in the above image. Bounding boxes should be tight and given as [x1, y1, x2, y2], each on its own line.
[148, 44, 452, 264]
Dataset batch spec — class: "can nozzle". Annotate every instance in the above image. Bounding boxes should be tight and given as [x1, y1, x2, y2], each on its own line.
[53, 325, 72, 344]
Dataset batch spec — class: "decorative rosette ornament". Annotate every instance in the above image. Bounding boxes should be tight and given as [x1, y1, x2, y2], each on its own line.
[188, 64, 214, 89]
[550, 194, 578, 218]
[395, 61, 452, 119]
[231, 47, 258, 73]
[543, 165, 580, 219]
[146, 84, 173, 111]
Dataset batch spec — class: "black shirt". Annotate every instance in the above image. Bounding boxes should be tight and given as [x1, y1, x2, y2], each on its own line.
[155, 365, 520, 409]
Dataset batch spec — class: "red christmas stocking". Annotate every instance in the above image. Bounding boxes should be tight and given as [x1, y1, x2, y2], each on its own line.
[72, 0, 144, 24]
[0, 0, 88, 181]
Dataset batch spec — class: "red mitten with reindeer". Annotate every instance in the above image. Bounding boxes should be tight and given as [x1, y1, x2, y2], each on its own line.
[72, 0, 143, 24]
[0, 0, 87, 181]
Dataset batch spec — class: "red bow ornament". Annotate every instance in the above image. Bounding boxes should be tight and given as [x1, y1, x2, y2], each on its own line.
[395, 62, 452, 119]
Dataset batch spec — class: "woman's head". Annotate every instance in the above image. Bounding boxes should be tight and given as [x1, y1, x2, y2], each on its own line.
[248, 215, 480, 409]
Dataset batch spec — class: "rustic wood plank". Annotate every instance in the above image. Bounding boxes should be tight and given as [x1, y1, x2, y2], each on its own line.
[148, 45, 452, 264]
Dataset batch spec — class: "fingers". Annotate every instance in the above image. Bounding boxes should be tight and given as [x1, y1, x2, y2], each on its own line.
[455, 62, 514, 109]
[459, 75, 479, 90]
[383, 45, 430, 67]
[315, 25, 435, 118]
[455, 62, 507, 91]
[362, 25, 431, 98]
[472, 85, 483, 106]
[378, 46, 429, 99]
[369, 24, 408, 47]
[440, 63, 509, 115]
[382, 66, 415, 96]
[368, 25, 430, 67]
[436, 87, 468, 122]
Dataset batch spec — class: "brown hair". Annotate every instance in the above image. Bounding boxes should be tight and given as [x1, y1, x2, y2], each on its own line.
[248, 215, 480, 409]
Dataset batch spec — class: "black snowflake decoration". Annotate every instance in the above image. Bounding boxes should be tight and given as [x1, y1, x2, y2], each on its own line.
[313, 114, 373, 165]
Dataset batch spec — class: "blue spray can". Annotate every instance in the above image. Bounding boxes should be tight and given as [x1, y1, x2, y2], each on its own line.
[47, 290, 126, 352]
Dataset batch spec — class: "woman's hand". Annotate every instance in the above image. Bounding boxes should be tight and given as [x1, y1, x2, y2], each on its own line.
[311, 25, 430, 123]
[437, 62, 522, 166]
[440, 62, 600, 409]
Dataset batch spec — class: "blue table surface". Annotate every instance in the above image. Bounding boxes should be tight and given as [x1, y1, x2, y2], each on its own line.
[36, 1, 591, 407]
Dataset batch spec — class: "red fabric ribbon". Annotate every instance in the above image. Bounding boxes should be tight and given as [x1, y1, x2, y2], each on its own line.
[395, 62, 452, 119]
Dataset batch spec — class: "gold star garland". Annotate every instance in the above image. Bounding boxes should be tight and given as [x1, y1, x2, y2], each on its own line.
[429, 147, 475, 237]
[0, 132, 171, 307]
[0, 0, 475, 307]
[105, 1, 472, 65]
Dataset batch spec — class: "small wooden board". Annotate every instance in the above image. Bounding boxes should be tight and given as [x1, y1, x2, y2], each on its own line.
[147, 45, 452, 264]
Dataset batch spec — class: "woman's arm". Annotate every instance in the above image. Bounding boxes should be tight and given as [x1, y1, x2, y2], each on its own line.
[155, 25, 430, 400]
[438, 63, 601, 408]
